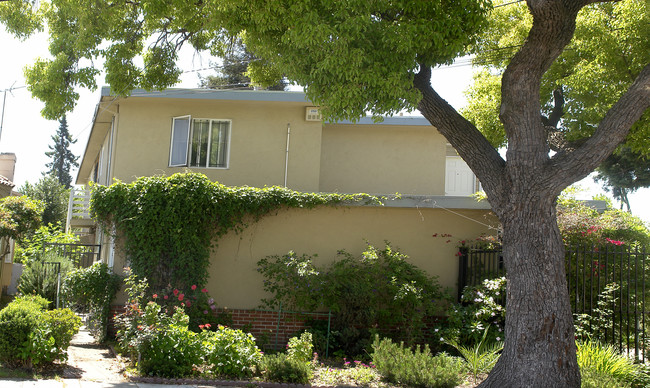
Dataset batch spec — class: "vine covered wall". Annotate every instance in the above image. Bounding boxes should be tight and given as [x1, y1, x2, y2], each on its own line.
[91, 173, 376, 290]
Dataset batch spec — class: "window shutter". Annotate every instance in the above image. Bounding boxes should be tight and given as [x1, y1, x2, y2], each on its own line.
[169, 116, 191, 167]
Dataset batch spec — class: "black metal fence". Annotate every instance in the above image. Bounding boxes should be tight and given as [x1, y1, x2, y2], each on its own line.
[458, 244, 649, 361]
[43, 243, 101, 268]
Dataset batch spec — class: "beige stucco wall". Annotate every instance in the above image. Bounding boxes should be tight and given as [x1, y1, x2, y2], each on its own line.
[319, 123, 446, 195]
[108, 98, 322, 192]
[204, 205, 496, 309]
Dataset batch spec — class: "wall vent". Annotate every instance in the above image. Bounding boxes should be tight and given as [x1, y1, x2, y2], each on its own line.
[305, 107, 322, 121]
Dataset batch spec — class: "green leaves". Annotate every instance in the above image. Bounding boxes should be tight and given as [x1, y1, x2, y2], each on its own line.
[464, 0, 650, 155]
[4, 0, 492, 120]
[0, 196, 44, 245]
[91, 173, 374, 293]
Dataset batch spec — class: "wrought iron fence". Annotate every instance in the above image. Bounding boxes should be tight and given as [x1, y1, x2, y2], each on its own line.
[458, 244, 649, 361]
[43, 242, 101, 268]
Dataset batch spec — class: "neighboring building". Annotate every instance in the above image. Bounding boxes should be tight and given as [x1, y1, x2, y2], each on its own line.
[71, 87, 495, 309]
[0, 153, 18, 295]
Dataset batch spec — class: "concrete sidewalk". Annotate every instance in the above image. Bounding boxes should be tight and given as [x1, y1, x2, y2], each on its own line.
[0, 380, 235, 387]
[0, 325, 247, 388]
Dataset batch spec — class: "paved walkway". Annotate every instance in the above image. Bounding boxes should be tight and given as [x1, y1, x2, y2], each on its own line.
[0, 326, 240, 388]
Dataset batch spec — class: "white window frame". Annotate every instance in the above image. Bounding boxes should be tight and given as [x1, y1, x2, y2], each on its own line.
[169, 116, 231, 169]
[169, 115, 192, 167]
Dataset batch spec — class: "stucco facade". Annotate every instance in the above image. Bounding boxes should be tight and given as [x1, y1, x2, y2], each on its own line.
[76, 87, 495, 307]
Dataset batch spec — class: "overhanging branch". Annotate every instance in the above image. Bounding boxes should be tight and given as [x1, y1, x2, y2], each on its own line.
[548, 63, 650, 191]
[414, 65, 507, 208]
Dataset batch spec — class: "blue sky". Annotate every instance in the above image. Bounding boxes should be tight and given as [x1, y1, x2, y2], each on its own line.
[1, 27, 648, 226]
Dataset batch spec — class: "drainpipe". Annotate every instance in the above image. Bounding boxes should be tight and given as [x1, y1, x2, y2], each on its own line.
[284, 123, 291, 187]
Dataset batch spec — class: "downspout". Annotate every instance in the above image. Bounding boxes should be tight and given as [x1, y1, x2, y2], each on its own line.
[284, 123, 291, 187]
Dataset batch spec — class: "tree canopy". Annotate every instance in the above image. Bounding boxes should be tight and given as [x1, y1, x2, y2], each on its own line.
[463, 1, 649, 154]
[2, 0, 649, 386]
[0, 0, 490, 120]
[19, 174, 69, 228]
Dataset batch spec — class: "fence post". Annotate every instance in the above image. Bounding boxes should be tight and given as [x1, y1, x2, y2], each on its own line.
[457, 246, 469, 302]
[326, 309, 331, 359]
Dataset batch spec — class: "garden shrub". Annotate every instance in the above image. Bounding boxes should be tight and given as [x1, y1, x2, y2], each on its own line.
[18, 252, 74, 305]
[202, 324, 262, 378]
[63, 262, 121, 340]
[137, 307, 203, 378]
[371, 336, 463, 388]
[259, 353, 312, 384]
[259, 243, 448, 355]
[43, 308, 82, 352]
[13, 224, 79, 265]
[14, 294, 51, 310]
[0, 297, 44, 365]
[286, 331, 313, 364]
[0, 297, 80, 367]
[443, 276, 506, 346]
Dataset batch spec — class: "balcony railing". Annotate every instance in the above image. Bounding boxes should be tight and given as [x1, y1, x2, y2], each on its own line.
[65, 187, 93, 231]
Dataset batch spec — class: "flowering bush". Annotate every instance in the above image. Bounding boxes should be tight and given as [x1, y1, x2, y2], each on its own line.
[442, 276, 506, 346]
[136, 306, 203, 378]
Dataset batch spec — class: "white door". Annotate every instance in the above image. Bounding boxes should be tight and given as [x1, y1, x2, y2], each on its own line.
[446, 156, 476, 196]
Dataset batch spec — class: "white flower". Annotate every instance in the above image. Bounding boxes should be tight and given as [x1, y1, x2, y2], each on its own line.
[496, 337, 501, 341]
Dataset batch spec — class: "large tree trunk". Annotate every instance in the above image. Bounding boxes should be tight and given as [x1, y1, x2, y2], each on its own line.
[413, 1, 649, 384]
[481, 196, 580, 387]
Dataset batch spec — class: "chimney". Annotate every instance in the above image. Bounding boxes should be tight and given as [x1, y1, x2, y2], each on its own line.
[0, 153, 17, 182]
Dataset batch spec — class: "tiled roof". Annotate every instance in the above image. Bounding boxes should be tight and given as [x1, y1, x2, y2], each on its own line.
[0, 175, 15, 188]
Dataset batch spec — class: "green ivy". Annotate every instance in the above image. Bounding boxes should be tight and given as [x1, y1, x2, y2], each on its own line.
[91, 173, 377, 291]
[62, 262, 121, 341]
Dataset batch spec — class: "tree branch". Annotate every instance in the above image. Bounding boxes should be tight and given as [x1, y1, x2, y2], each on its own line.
[414, 65, 507, 208]
[547, 63, 650, 191]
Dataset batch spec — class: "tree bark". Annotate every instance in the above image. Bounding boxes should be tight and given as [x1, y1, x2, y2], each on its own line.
[480, 196, 580, 387]
[414, 1, 649, 386]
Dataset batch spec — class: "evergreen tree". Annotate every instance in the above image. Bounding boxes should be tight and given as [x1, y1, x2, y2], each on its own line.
[45, 115, 79, 188]
[594, 148, 650, 212]
[200, 40, 286, 91]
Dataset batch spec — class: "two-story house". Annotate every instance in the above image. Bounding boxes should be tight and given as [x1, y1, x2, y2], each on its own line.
[71, 87, 495, 310]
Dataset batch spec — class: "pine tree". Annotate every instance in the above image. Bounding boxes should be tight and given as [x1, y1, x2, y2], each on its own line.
[45, 115, 79, 188]
[200, 40, 286, 91]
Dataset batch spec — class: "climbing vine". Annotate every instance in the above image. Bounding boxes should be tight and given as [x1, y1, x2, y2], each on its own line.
[91, 173, 377, 291]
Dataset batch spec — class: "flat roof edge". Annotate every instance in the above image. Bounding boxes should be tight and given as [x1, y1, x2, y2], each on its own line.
[100, 86, 311, 103]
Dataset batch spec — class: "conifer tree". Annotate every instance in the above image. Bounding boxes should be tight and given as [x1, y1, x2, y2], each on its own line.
[45, 115, 78, 188]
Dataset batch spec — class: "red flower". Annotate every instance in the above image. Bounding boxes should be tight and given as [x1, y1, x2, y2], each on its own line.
[205, 323, 211, 329]
[152, 294, 158, 299]
[191, 285, 197, 291]
[201, 288, 208, 293]
[185, 300, 191, 307]
[178, 294, 185, 301]
[164, 295, 169, 300]
[173, 289, 179, 296]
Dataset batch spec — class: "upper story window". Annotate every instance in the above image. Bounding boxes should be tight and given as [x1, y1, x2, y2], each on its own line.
[169, 116, 231, 168]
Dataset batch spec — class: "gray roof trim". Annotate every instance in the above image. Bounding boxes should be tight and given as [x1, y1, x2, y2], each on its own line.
[99, 87, 432, 126]
[100, 86, 311, 103]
